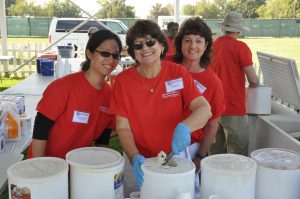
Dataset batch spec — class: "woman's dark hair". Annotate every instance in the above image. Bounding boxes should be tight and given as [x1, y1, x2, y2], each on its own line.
[126, 19, 168, 62]
[174, 17, 213, 68]
[81, 29, 122, 71]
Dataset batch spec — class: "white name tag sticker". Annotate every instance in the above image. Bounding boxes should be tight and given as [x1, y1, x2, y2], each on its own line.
[194, 80, 206, 93]
[165, 78, 184, 93]
[72, 111, 90, 124]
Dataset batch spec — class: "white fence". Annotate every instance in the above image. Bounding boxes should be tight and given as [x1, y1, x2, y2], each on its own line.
[0, 42, 49, 77]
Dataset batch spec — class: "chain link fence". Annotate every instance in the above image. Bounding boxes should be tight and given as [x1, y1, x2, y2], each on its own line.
[2, 17, 300, 38]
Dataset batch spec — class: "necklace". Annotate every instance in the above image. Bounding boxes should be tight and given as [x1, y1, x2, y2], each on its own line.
[138, 67, 161, 93]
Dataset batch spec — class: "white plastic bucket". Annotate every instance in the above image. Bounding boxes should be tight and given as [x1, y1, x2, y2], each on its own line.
[7, 157, 68, 199]
[200, 154, 257, 199]
[251, 148, 300, 199]
[66, 147, 125, 199]
[141, 157, 195, 199]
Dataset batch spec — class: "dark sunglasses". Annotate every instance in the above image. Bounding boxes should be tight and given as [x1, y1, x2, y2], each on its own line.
[132, 38, 156, 50]
[94, 50, 121, 60]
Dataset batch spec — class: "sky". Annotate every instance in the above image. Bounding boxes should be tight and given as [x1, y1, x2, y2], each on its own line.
[33, 0, 197, 19]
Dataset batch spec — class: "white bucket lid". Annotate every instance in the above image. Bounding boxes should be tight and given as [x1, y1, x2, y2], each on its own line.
[201, 154, 256, 173]
[66, 147, 122, 169]
[251, 148, 300, 170]
[7, 157, 68, 183]
[142, 157, 194, 174]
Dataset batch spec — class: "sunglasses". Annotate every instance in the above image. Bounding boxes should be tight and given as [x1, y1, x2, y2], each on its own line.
[132, 38, 156, 50]
[95, 50, 121, 60]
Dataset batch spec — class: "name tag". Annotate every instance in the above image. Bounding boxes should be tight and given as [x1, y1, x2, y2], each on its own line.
[165, 78, 184, 93]
[72, 111, 89, 124]
[194, 80, 206, 93]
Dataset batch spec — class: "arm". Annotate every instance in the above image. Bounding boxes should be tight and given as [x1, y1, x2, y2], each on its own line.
[192, 117, 219, 172]
[197, 117, 219, 156]
[32, 139, 47, 157]
[182, 96, 212, 132]
[244, 65, 259, 87]
[31, 112, 54, 158]
[116, 115, 140, 162]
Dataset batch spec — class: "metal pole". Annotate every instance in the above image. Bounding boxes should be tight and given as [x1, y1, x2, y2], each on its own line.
[0, 0, 9, 77]
[174, 0, 179, 23]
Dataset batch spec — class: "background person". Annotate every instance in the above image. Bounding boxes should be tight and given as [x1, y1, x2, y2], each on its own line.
[171, 17, 225, 199]
[109, 19, 211, 196]
[28, 29, 122, 159]
[88, 26, 99, 38]
[210, 11, 259, 156]
[165, 21, 179, 56]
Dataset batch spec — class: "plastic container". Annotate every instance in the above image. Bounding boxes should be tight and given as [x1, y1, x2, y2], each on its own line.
[66, 147, 125, 199]
[19, 114, 31, 136]
[201, 154, 257, 199]
[57, 45, 74, 58]
[141, 157, 195, 199]
[251, 148, 300, 199]
[7, 157, 68, 199]
[40, 60, 54, 76]
[246, 87, 272, 114]
[36, 59, 47, 74]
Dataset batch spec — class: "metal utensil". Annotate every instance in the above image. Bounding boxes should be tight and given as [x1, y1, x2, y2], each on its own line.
[162, 152, 174, 166]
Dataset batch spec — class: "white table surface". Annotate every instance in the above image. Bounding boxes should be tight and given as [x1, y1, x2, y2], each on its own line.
[0, 153, 23, 194]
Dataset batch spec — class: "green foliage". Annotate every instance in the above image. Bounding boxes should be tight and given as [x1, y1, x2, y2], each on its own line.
[182, 0, 221, 19]
[147, 3, 171, 19]
[257, 0, 298, 18]
[96, 0, 135, 18]
[44, 0, 82, 17]
[7, 0, 82, 17]
[7, 0, 43, 16]
[224, 0, 266, 18]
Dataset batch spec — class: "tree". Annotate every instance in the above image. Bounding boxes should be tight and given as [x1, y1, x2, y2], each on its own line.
[147, 3, 171, 19]
[182, 4, 197, 15]
[96, 0, 135, 18]
[224, 0, 266, 18]
[5, 0, 16, 15]
[182, 0, 221, 19]
[44, 0, 82, 17]
[257, 0, 298, 18]
[7, 0, 42, 16]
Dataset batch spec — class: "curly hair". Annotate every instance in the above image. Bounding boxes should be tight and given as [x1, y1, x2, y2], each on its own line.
[126, 19, 168, 62]
[174, 17, 213, 68]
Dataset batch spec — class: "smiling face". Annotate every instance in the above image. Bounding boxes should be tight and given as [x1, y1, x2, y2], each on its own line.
[87, 39, 120, 76]
[133, 35, 164, 66]
[181, 34, 207, 63]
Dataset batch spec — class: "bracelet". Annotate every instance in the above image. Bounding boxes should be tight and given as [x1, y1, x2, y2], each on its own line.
[196, 154, 206, 160]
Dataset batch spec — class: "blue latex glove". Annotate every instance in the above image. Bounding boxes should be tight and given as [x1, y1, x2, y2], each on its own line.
[132, 154, 145, 187]
[172, 122, 191, 155]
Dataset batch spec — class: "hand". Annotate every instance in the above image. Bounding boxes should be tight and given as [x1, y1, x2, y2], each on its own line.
[192, 157, 201, 174]
[132, 154, 145, 187]
[172, 123, 191, 155]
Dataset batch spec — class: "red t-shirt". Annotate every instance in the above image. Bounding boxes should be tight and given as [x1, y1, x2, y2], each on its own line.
[110, 61, 201, 157]
[188, 68, 225, 143]
[28, 72, 114, 159]
[211, 35, 253, 115]
[166, 36, 176, 57]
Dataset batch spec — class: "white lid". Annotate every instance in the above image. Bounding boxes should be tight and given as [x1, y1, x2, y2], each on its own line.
[7, 157, 67, 182]
[66, 147, 122, 169]
[251, 148, 300, 170]
[201, 154, 256, 172]
[142, 157, 194, 174]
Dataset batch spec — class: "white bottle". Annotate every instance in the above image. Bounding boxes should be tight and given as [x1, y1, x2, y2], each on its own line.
[55, 55, 64, 79]
[64, 58, 71, 75]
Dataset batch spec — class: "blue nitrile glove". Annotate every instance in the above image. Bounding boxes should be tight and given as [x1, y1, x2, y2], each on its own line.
[132, 154, 145, 187]
[172, 122, 191, 155]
